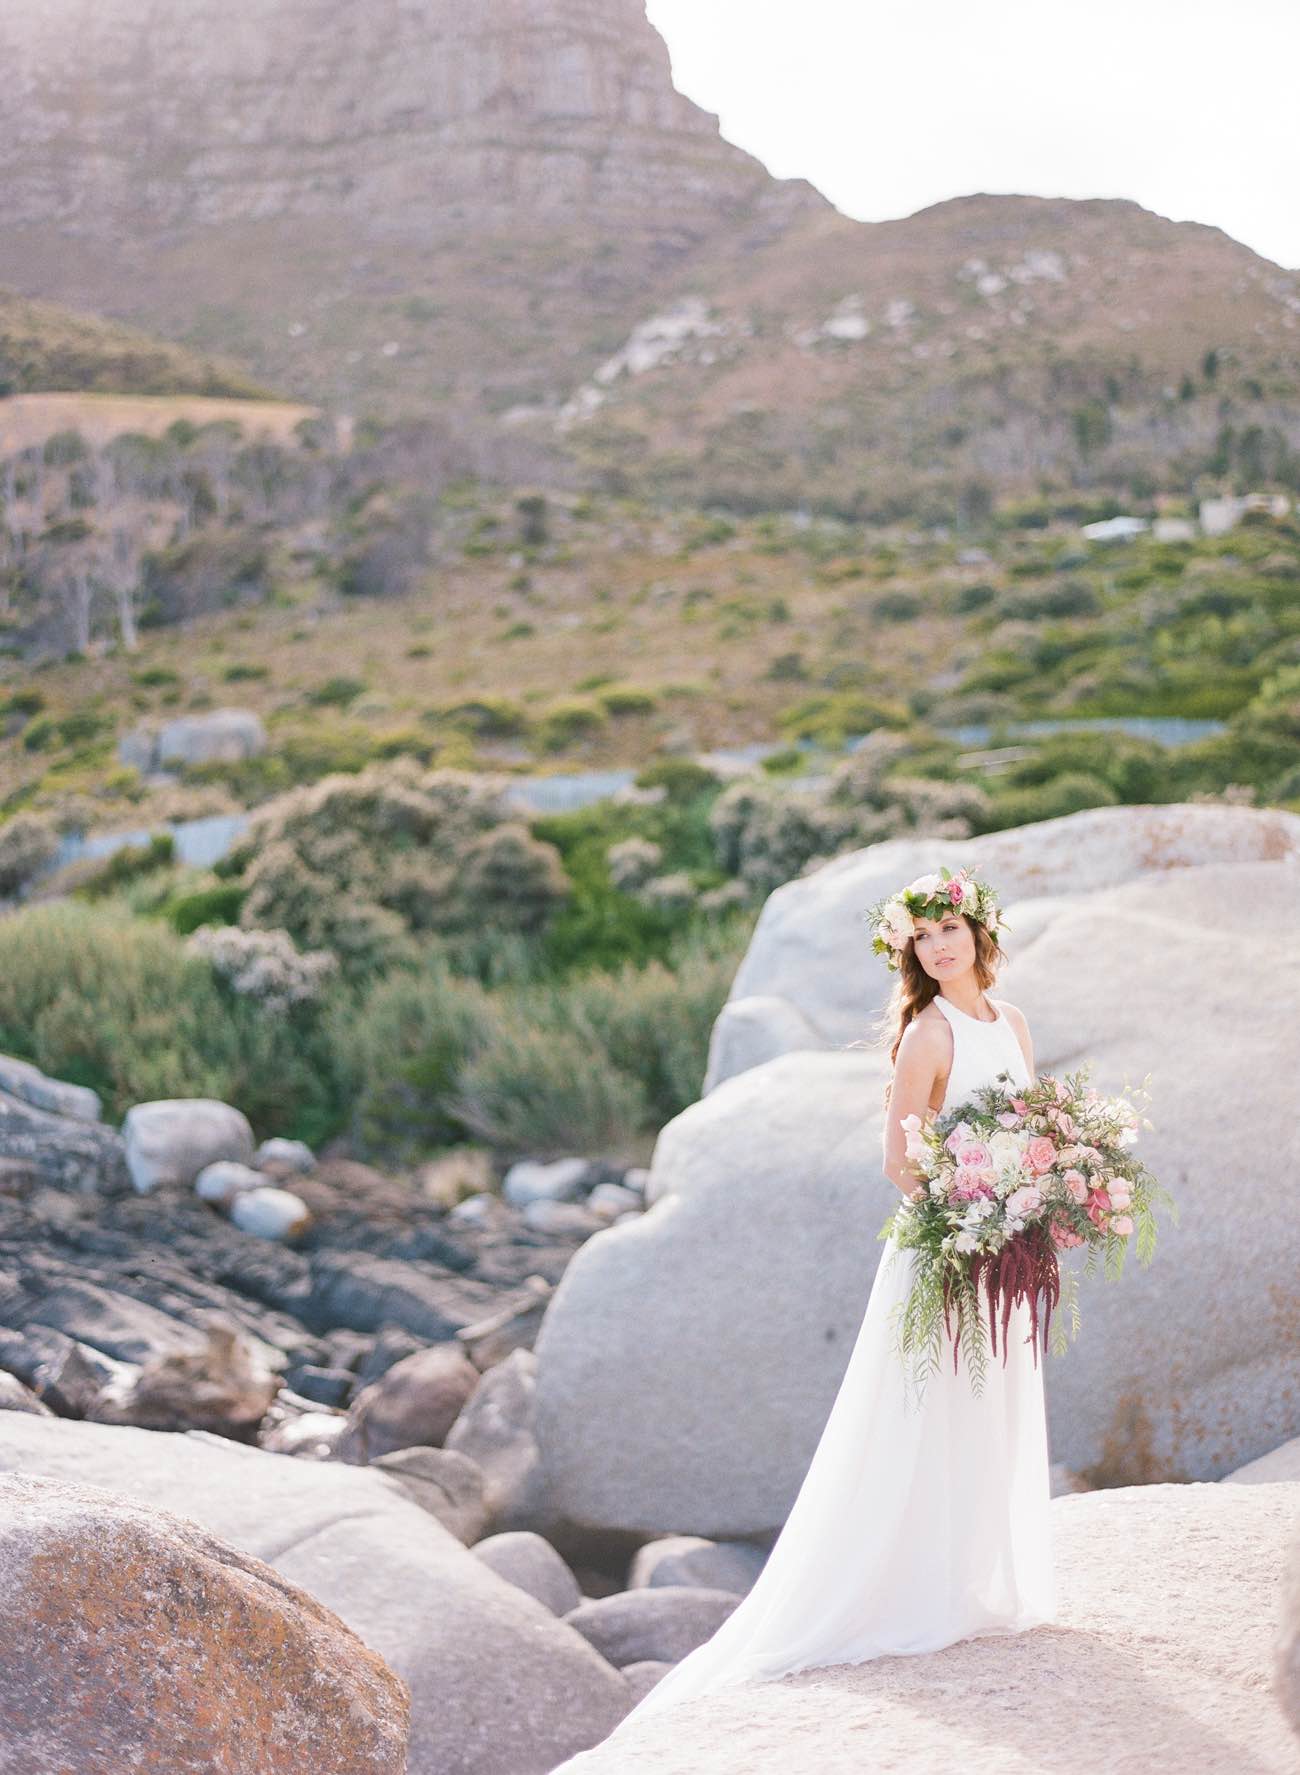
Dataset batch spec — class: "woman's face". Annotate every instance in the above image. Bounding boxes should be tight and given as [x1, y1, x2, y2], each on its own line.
[910, 910, 976, 983]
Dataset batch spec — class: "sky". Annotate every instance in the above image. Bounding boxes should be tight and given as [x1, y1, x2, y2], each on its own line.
[644, 0, 1300, 271]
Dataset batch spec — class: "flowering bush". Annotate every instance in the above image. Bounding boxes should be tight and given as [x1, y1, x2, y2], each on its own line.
[880, 1065, 1174, 1401]
[189, 924, 337, 1013]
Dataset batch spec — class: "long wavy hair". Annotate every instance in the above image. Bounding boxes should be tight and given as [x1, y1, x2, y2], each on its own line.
[852, 915, 1006, 1112]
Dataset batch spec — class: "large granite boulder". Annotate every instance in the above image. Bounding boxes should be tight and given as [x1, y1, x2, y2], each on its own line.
[0, 1414, 629, 1775]
[534, 854, 1300, 1539]
[550, 1480, 1300, 1773]
[123, 1098, 255, 1193]
[0, 1471, 409, 1775]
[705, 802, 1300, 1088]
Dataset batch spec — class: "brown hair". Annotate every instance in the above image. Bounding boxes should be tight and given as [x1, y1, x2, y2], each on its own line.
[848, 915, 1006, 1110]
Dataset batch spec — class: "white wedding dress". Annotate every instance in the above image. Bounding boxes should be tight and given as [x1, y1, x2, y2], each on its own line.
[554, 995, 1055, 1767]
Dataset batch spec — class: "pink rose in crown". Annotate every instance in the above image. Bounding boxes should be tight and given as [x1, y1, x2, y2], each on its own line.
[1111, 1215, 1134, 1237]
[955, 1139, 993, 1171]
[1025, 1136, 1057, 1175]
[947, 879, 966, 904]
[1062, 1168, 1089, 1204]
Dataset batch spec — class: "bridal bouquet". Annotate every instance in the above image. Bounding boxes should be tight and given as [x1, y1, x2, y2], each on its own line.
[880, 1066, 1174, 1401]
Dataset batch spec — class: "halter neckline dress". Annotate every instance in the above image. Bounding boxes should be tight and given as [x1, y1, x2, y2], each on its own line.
[552, 988, 1056, 1766]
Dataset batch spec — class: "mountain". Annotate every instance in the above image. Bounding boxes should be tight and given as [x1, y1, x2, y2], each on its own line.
[2, 0, 1298, 513]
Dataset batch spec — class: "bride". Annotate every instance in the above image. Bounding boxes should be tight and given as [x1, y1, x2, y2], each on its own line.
[553, 866, 1056, 1767]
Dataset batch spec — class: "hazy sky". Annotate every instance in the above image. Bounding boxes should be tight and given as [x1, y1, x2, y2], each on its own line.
[644, 0, 1300, 270]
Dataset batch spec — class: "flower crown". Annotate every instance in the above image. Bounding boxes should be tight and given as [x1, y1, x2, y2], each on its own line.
[861, 864, 1007, 971]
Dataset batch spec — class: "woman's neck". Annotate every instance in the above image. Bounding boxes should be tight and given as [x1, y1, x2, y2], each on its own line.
[938, 975, 993, 1020]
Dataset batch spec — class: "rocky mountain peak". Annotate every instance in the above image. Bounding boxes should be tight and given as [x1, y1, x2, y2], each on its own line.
[0, 0, 825, 243]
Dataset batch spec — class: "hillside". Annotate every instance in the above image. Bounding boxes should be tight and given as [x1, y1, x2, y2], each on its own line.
[3, 487, 1297, 833]
[0, 288, 272, 401]
[1, 3, 1297, 512]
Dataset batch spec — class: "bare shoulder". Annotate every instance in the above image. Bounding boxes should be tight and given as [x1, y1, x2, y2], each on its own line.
[900, 1004, 950, 1050]
[993, 998, 1029, 1036]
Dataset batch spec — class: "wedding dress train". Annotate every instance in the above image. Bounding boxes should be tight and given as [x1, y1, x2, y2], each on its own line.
[554, 995, 1056, 1767]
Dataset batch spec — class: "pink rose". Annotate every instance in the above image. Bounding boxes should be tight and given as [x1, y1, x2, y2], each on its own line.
[1010, 1099, 1028, 1115]
[1025, 1136, 1056, 1175]
[1062, 1168, 1088, 1204]
[950, 1168, 995, 1201]
[1005, 1185, 1043, 1219]
[947, 879, 966, 904]
[943, 1121, 974, 1155]
[955, 1140, 992, 1171]
[1050, 1217, 1085, 1249]
[1107, 1184, 1132, 1210]
[1111, 1215, 1134, 1237]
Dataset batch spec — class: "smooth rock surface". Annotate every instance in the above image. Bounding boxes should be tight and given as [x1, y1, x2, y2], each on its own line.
[0, 1053, 101, 1123]
[123, 1098, 255, 1194]
[0, 1068, 128, 1195]
[0, 1414, 630, 1775]
[628, 1535, 767, 1595]
[338, 1342, 481, 1463]
[504, 1156, 591, 1207]
[564, 1587, 742, 1668]
[1223, 1436, 1300, 1484]
[0, 1471, 409, 1775]
[445, 1347, 556, 1535]
[705, 802, 1300, 1086]
[552, 1481, 1300, 1773]
[535, 855, 1300, 1539]
[230, 1184, 312, 1240]
[471, 1529, 585, 1616]
[369, 1446, 490, 1544]
[195, 1159, 266, 1206]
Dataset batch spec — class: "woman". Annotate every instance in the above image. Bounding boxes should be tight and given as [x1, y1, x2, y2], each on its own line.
[553, 866, 1055, 1767]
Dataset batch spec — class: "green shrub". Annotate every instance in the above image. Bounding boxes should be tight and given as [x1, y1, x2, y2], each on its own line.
[0, 813, 59, 895]
[0, 901, 337, 1138]
[871, 590, 921, 622]
[450, 1016, 650, 1160]
[72, 833, 175, 899]
[433, 696, 528, 737]
[596, 685, 658, 716]
[537, 697, 607, 751]
[165, 881, 247, 935]
[981, 771, 1119, 831]
[330, 961, 499, 1158]
[235, 762, 571, 972]
[632, 758, 721, 802]
[308, 675, 367, 707]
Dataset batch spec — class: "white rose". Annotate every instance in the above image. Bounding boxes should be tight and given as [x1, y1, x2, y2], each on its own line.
[988, 1131, 1023, 1170]
[954, 1230, 979, 1253]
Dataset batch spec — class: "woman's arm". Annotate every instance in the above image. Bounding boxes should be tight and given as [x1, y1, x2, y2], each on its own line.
[881, 1020, 946, 1200]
